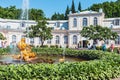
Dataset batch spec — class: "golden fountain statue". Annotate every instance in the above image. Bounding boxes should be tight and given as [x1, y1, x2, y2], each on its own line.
[13, 38, 36, 61]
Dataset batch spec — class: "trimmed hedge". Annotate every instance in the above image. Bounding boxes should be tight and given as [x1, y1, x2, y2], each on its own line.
[0, 48, 120, 79]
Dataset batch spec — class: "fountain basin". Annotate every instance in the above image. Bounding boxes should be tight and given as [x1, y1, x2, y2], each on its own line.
[0, 54, 86, 65]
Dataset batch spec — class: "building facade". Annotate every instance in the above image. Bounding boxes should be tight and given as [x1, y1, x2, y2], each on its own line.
[0, 9, 120, 48]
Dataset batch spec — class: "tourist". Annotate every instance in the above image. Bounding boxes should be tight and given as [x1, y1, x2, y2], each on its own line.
[117, 47, 120, 54]
[110, 44, 114, 52]
[92, 43, 96, 50]
[87, 43, 91, 49]
[102, 43, 106, 51]
[4, 41, 7, 48]
[1, 41, 4, 48]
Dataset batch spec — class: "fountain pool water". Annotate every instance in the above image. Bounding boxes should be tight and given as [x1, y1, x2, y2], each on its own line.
[0, 54, 86, 65]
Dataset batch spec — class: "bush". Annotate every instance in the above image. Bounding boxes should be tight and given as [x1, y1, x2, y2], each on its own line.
[0, 48, 120, 79]
[50, 45, 56, 48]
[40, 45, 48, 48]
[55, 45, 59, 48]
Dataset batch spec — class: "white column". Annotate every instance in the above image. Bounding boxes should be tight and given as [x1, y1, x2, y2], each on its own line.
[60, 34, 64, 47]
[34, 37, 38, 46]
[52, 35, 56, 45]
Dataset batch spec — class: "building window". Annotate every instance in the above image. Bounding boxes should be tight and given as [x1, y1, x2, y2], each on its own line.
[64, 36, 68, 44]
[47, 39, 51, 44]
[56, 36, 60, 44]
[21, 35, 25, 38]
[21, 21, 25, 27]
[73, 35, 77, 44]
[7, 25, 11, 29]
[56, 22, 60, 27]
[115, 36, 120, 45]
[12, 35, 16, 43]
[51, 27, 54, 30]
[30, 38, 34, 44]
[93, 17, 98, 26]
[114, 19, 119, 26]
[105, 40, 109, 44]
[83, 18, 87, 27]
[73, 18, 77, 27]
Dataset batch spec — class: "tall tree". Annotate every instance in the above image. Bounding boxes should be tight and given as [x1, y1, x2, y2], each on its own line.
[116, 0, 120, 3]
[51, 12, 57, 20]
[71, 0, 76, 13]
[65, 5, 69, 20]
[0, 6, 45, 20]
[29, 8, 44, 20]
[89, 0, 120, 18]
[26, 19, 52, 46]
[78, 2, 81, 12]
[80, 25, 118, 42]
[51, 12, 65, 20]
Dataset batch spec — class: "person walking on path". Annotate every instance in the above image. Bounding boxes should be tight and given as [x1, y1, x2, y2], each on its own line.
[110, 44, 114, 52]
[87, 43, 91, 50]
[102, 43, 106, 51]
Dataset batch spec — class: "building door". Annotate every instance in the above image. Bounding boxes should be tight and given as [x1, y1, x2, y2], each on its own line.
[83, 40, 87, 48]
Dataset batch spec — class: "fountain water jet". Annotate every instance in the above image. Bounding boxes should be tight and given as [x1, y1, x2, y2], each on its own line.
[21, 0, 29, 20]
[59, 45, 66, 62]
[20, 0, 29, 61]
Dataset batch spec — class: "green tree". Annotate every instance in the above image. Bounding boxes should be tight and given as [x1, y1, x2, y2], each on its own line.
[29, 8, 44, 20]
[51, 12, 65, 20]
[116, 0, 120, 3]
[78, 2, 81, 12]
[65, 5, 70, 20]
[80, 25, 118, 42]
[26, 19, 52, 46]
[51, 12, 57, 20]
[0, 6, 45, 20]
[71, 0, 76, 13]
[89, 0, 120, 18]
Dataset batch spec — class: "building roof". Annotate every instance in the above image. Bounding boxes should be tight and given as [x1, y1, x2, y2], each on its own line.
[79, 10, 98, 14]
[68, 10, 103, 17]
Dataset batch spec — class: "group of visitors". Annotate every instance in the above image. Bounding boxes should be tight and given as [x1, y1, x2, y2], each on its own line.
[87, 42, 116, 52]
[87, 42, 120, 55]
[0, 41, 7, 48]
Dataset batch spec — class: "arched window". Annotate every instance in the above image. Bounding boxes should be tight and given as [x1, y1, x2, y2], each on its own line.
[56, 36, 60, 44]
[21, 21, 25, 27]
[47, 39, 51, 44]
[6, 25, 11, 29]
[73, 18, 77, 27]
[12, 35, 16, 43]
[83, 18, 87, 27]
[94, 17, 98, 26]
[73, 35, 77, 44]
[30, 38, 34, 44]
[21, 35, 25, 38]
[64, 36, 68, 44]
